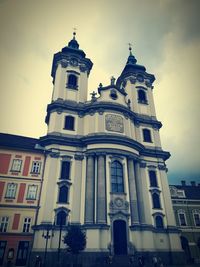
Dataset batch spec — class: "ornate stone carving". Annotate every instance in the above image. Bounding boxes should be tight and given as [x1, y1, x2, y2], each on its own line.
[140, 161, 146, 168]
[49, 152, 60, 158]
[105, 114, 124, 133]
[158, 164, 166, 171]
[129, 78, 136, 84]
[78, 111, 84, 118]
[60, 60, 68, 68]
[74, 154, 84, 160]
[79, 65, 87, 72]
[98, 108, 104, 115]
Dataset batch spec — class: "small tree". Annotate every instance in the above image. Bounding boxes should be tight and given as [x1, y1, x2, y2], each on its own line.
[63, 225, 86, 254]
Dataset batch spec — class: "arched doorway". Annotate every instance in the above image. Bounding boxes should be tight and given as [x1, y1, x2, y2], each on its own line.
[113, 220, 127, 255]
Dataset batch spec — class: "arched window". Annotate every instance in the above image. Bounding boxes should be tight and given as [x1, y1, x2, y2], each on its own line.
[58, 186, 68, 203]
[149, 170, 158, 187]
[56, 210, 67, 226]
[155, 215, 164, 228]
[138, 89, 147, 104]
[178, 210, 187, 226]
[143, 129, 152, 142]
[67, 74, 78, 89]
[64, 116, 75, 130]
[152, 193, 161, 209]
[111, 161, 124, 193]
[193, 210, 200, 226]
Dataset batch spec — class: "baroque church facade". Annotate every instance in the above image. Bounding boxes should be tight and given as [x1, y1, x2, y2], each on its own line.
[31, 34, 184, 265]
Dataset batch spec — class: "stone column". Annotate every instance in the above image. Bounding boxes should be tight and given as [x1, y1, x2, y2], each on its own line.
[127, 158, 139, 225]
[97, 154, 107, 224]
[85, 155, 95, 224]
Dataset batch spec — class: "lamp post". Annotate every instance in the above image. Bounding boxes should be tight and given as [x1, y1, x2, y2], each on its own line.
[56, 212, 69, 267]
[42, 224, 54, 267]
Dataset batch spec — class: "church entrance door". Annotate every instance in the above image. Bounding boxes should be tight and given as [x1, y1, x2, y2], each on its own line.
[113, 220, 127, 255]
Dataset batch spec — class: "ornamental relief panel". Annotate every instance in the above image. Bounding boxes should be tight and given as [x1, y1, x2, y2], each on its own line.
[105, 114, 124, 133]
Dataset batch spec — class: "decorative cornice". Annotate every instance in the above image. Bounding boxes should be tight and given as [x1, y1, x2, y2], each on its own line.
[39, 133, 170, 161]
[74, 154, 84, 160]
[158, 164, 167, 171]
[45, 100, 162, 129]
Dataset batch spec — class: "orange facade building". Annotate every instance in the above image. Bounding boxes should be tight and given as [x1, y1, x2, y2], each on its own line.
[0, 133, 44, 267]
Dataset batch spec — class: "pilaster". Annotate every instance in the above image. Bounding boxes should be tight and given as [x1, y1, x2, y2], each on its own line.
[85, 155, 95, 224]
[97, 154, 107, 224]
[127, 158, 139, 225]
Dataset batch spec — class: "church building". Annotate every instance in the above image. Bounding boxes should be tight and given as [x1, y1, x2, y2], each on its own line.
[31, 33, 184, 266]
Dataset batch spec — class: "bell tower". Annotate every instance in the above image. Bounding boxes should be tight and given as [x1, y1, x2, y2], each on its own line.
[51, 32, 93, 103]
[116, 45, 156, 118]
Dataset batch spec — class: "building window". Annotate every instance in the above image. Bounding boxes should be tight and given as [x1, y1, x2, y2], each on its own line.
[11, 159, 22, 172]
[0, 217, 9, 232]
[143, 128, 152, 143]
[193, 212, 200, 226]
[22, 218, 31, 233]
[5, 183, 17, 198]
[31, 161, 41, 173]
[58, 186, 69, 203]
[15, 241, 29, 266]
[149, 170, 158, 187]
[67, 74, 78, 89]
[110, 89, 118, 100]
[111, 160, 124, 193]
[60, 161, 70, 180]
[138, 89, 147, 104]
[152, 193, 161, 209]
[0, 241, 7, 265]
[56, 210, 67, 226]
[155, 215, 164, 228]
[26, 185, 38, 200]
[178, 212, 187, 226]
[64, 116, 75, 130]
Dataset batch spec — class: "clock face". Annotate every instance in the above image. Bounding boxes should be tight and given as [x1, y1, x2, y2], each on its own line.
[70, 58, 78, 66]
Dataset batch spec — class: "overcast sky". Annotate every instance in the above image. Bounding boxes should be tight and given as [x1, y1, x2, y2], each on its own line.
[0, 0, 199, 184]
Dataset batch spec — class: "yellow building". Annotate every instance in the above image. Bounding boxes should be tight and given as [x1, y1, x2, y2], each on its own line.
[0, 133, 44, 267]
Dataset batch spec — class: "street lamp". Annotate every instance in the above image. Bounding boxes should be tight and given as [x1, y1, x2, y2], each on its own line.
[56, 211, 69, 267]
[42, 224, 54, 267]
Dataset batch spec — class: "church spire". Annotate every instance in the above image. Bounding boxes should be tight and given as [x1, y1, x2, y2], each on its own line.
[68, 29, 79, 49]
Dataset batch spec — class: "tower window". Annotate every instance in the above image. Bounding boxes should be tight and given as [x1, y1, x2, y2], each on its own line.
[60, 161, 70, 180]
[64, 116, 75, 130]
[138, 89, 147, 104]
[110, 89, 118, 100]
[143, 129, 152, 143]
[149, 170, 158, 187]
[56, 210, 67, 226]
[155, 215, 164, 229]
[67, 74, 78, 89]
[58, 186, 69, 203]
[152, 193, 161, 209]
[111, 160, 124, 193]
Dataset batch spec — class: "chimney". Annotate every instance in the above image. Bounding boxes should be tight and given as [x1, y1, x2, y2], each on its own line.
[191, 181, 196, 186]
[181, 180, 186, 186]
